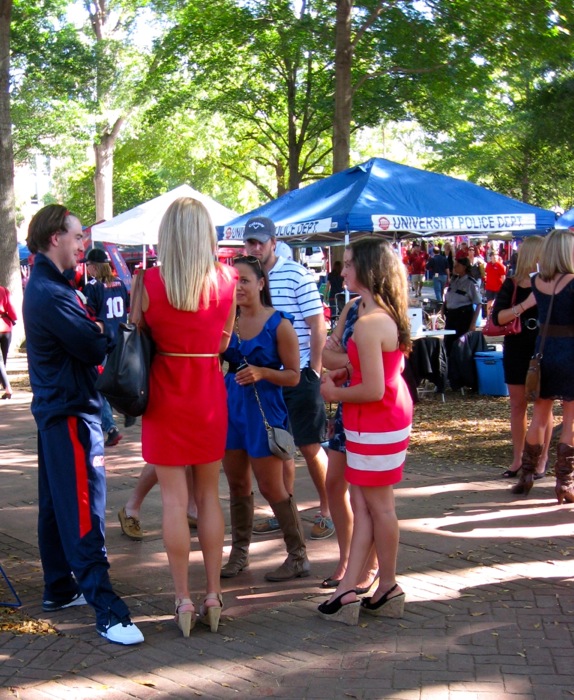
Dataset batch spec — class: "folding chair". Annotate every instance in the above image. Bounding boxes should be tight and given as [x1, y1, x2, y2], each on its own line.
[0, 563, 22, 607]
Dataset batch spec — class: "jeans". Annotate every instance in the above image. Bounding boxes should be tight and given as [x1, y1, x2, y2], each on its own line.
[101, 397, 115, 433]
[433, 275, 448, 302]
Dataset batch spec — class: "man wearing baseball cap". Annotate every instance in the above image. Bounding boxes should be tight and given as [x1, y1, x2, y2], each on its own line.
[82, 248, 130, 447]
[242, 216, 333, 542]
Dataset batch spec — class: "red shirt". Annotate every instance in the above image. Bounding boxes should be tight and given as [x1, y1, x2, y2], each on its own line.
[485, 261, 506, 292]
[0, 286, 17, 333]
[408, 251, 427, 275]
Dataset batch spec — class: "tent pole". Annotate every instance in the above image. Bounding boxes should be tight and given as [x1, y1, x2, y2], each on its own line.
[344, 228, 350, 303]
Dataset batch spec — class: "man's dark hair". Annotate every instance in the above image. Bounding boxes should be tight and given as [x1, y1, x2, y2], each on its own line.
[27, 204, 75, 254]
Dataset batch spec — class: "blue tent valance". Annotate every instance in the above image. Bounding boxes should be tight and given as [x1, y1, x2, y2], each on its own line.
[218, 158, 556, 243]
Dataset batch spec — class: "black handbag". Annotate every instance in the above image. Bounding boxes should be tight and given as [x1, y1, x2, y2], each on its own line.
[95, 271, 154, 417]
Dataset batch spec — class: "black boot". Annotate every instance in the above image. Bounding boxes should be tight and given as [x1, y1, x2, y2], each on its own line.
[264, 497, 310, 582]
[221, 494, 254, 578]
[511, 442, 543, 496]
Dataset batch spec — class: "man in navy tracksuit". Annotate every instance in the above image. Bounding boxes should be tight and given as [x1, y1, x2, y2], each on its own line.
[23, 204, 144, 645]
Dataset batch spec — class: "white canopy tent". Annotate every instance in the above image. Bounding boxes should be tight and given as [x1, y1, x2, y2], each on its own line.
[91, 184, 238, 247]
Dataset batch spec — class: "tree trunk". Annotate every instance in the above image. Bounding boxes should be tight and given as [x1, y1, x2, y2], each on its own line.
[94, 138, 114, 221]
[93, 116, 124, 221]
[333, 0, 353, 174]
[0, 0, 23, 348]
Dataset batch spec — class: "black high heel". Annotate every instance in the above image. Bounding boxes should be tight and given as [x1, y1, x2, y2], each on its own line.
[320, 576, 341, 589]
[361, 583, 405, 618]
[501, 468, 520, 478]
[318, 589, 360, 625]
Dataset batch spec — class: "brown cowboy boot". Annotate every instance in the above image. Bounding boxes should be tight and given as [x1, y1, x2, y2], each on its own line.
[511, 442, 543, 496]
[555, 443, 574, 505]
[264, 496, 310, 582]
[221, 494, 254, 578]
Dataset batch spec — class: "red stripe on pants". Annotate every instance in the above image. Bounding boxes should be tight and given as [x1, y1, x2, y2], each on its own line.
[67, 416, 92, 538]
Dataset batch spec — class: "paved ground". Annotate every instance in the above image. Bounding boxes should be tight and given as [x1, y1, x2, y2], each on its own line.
[1, 352, 574, 699]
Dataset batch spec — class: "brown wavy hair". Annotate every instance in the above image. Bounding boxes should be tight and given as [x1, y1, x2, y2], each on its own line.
[349, 238, 412, 354]
[27, 204, 76, 254]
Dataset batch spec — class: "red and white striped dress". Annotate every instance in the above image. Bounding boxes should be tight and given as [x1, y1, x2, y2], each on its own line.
[343, 338, 412, 487]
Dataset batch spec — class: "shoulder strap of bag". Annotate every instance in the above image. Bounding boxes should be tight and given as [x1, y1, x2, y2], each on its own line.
[235, 316, 272, 432]
[128, 270, 146, 329]
[537, 273, 566, 358]
[510, 278, 518, 305]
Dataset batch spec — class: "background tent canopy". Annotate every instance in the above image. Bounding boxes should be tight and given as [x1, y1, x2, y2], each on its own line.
[92, 184, 238, 246]
[218, 158, 556, 243]
[555, 207, 574, 229]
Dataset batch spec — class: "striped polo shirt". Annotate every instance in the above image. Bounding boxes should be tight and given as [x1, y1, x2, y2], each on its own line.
[267, 256, 323, 368]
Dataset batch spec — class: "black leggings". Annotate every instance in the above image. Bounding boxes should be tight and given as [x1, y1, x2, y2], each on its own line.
[0, 332, 11, 365]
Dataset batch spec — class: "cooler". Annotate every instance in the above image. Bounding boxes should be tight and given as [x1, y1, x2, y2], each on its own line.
[474, 351, 508, 397]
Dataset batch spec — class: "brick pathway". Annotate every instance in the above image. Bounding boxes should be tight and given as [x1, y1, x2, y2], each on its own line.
[1, 353, 573, 699]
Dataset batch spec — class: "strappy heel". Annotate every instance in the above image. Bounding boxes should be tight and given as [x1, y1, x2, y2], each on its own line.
[317, 589, 360, 625]
[360, 583, 405, 618]
[175, 598, 196, 638]
[198, 593, 223, 633]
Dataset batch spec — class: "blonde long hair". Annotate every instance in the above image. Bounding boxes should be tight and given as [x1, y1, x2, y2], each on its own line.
[350, 238, 412, 354]
[513, 236, 544, 285]
[538, 229, 574, 282]
[157, 197, 218, 311]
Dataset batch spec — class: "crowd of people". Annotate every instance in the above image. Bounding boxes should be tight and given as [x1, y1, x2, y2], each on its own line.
[14, 200, 574, 647]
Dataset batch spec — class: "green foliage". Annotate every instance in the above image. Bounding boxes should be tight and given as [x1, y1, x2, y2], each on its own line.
[413, 0, 574, 209]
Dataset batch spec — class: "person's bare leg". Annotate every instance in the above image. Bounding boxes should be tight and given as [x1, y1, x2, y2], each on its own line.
[185, 466, 198, 520]
[282, 458, 295, 496]
[508, 384, 528, 472]
[325, 450, 377, 586]
[324, 485, 371, 606]
[299, 443, 330, 516]
[325, 450, 351, 581]
[538, 412, 554, 475]
[125, 462, 157, 519]
[154, 465, 190, 601]
[363, 485, 402, 603]
[192, 462, 224, 608]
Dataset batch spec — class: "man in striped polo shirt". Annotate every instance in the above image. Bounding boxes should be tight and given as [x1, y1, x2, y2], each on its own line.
[244, 217, 334, 543]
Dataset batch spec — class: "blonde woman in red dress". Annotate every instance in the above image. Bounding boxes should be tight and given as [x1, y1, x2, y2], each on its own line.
[318, 239, 412, 625]
[141, 197, 237, 636]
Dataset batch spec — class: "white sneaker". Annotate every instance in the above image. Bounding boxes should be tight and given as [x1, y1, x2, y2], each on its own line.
[97, 613, 144, 645]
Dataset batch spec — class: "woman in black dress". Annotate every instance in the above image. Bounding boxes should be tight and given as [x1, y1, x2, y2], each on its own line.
[492, 236, 551, 480]
[510, 229, 574, 501]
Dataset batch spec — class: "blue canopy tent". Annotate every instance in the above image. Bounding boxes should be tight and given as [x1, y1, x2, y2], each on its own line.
[218, 158, 556, 243]
[555, 208, 574, 229]
[17, 242, 31, 261]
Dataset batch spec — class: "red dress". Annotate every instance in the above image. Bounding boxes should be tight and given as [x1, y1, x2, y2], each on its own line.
[343, 338, 413, 487]
[142, 264, 237, 466]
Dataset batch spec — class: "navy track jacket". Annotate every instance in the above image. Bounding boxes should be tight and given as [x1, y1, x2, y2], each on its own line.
[23, 253, 112, 430]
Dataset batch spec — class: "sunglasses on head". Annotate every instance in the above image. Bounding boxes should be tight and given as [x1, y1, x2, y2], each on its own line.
[234, 254, 262, 268]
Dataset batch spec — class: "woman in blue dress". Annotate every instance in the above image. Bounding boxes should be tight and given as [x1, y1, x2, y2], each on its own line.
[221, 255, 309, 582]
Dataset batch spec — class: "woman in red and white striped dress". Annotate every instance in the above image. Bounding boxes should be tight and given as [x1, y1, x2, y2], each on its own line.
[318, 239, 412, 625]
